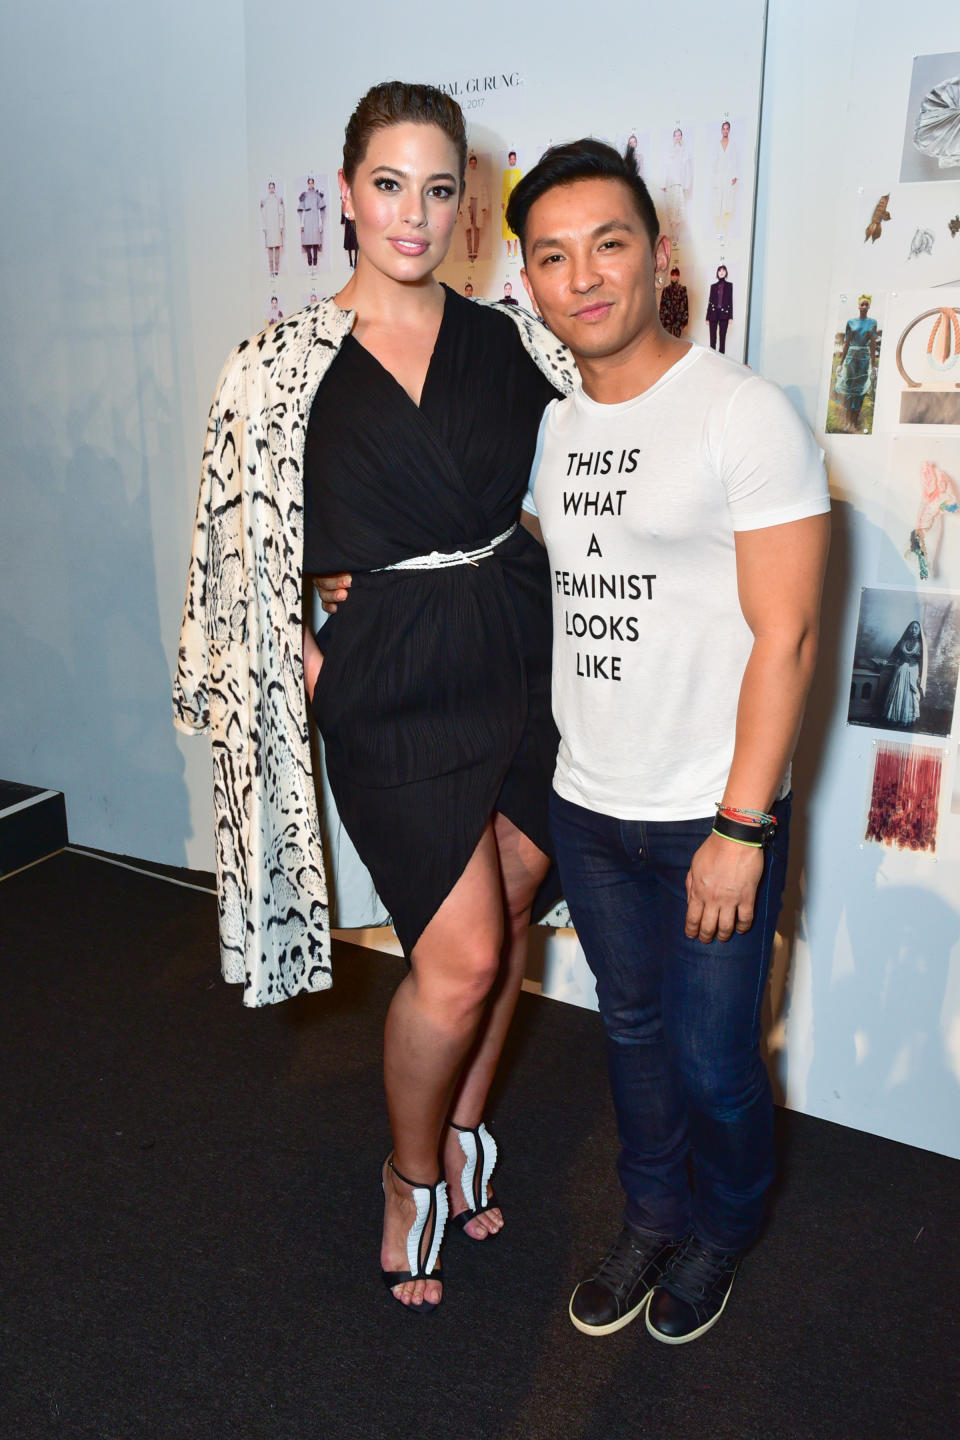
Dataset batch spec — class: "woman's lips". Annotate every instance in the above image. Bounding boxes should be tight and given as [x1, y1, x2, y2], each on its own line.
[390, 236, 429, 256]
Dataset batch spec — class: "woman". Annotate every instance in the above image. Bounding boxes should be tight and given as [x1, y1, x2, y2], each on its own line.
[877, 621, 925, 726]
[174, 82, 576, 1314]
[834, 294, 878, 433]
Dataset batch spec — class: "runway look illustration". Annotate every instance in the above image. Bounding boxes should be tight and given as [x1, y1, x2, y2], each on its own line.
[174, 82, 576, 1316]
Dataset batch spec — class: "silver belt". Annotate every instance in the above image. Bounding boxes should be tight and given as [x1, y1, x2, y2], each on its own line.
[372, 522, 517, 572]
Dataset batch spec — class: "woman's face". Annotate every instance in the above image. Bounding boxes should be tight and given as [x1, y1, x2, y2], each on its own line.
[717, 266, 728, 280]
[340, 122, 461, 284]
[908, 621, 921, 639]
[673, 128, 683, 145]
[859, 300, 870, 317]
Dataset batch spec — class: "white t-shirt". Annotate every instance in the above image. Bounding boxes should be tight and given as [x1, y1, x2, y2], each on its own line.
[524, 343, 830, 820]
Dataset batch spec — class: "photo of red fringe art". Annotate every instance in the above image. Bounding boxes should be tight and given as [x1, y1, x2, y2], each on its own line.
[864, 740, 944, 854]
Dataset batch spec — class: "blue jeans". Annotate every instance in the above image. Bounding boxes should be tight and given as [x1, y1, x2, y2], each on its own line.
[550, 790, 790, 1252]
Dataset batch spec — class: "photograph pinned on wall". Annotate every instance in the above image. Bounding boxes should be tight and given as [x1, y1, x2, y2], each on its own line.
[863, 737, 944, 855]
[847, 585, 960, 739]
[455, 151, 494, 266]
[621, 130, 651, 181]
[899, 53, 960, 184]
[259, 178, 286, 279]
[302, 288, 322, 310]
[706, 115, 746, 241]
[500, 147, 524, 260]
[873, 288, 960, 427]
[705, 262, 734, 356]
[659, 262, 691, 338]
[293, 173, 329, 274]
[340, 202, 358, 270]
[264, 293, 285, 328]
[877, 435, 960, 587]
[824, 291, 884, 435]
[657, 124, 695, 248]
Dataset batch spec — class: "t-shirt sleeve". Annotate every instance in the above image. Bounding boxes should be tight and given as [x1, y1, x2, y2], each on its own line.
[521, 403, 553, 516]
[719, 374, 831, 531]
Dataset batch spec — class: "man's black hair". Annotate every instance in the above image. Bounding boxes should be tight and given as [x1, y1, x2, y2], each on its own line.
[505, 138, 660, 261]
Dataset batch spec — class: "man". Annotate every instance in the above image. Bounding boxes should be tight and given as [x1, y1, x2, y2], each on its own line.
[506, 140, 830, 1344]
[707, 264, 734, 353]
[658, 264, 688, 337]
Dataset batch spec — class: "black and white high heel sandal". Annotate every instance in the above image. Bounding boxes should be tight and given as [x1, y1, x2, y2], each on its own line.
[380, 1157, 448, 1314]
[448, 1120, 500, 1240]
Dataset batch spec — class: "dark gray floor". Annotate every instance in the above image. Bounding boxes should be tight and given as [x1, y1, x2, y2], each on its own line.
[2, 849, 958, 1440]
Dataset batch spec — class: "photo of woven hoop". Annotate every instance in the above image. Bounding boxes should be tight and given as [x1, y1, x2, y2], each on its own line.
[896, 307, 960, 423]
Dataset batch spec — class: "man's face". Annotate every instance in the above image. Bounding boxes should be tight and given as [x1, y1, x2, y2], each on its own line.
[521, 177, 669, 364]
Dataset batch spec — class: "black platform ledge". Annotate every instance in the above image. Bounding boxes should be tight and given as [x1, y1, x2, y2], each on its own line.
[0, 780, 68, 877]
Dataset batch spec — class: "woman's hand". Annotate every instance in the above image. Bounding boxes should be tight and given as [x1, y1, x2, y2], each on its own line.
[312, 572, 352, 614]
[302, 624, 324, 701]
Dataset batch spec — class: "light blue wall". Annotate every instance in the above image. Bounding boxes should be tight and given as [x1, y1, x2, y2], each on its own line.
[0, 0, 248, 864]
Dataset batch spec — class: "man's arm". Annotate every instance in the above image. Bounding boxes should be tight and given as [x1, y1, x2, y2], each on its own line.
[684, 511, 830, 943]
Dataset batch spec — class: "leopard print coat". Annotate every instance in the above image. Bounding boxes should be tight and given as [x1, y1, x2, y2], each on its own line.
[173, 298, 576, 1007]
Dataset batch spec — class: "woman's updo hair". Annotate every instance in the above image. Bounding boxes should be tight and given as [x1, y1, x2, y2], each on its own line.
[343, 81, 468, 183]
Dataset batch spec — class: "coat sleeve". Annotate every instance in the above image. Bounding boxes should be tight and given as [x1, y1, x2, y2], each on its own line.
[487, 298, 578, 396]
[172, 344, 246, 735]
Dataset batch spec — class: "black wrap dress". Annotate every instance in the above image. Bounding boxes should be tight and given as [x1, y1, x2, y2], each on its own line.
[303, 288, 561, 954]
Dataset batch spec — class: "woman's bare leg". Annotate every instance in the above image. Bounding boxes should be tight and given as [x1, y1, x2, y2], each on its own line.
[443, 813, 550, 1239]
[381, 822, 506, 1308]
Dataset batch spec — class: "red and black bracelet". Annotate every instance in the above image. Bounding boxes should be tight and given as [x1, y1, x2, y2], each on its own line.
[712, 804, 778, 849]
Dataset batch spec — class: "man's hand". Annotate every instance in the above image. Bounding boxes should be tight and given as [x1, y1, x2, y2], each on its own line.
[684, 831, 766, 943]
[312, 572, 352, 614]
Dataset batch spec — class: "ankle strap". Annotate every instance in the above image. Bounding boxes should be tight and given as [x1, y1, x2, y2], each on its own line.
[388, 1157, 441, 1191]
[448, 1119, 482, 1135]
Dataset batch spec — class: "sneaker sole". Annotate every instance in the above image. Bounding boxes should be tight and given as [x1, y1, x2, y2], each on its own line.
[644, 1273, 736, 1345]
[569, 1286, 653, 1337]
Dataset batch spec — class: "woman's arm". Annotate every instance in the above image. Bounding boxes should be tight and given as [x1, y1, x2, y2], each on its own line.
[302, 623, 324, 699]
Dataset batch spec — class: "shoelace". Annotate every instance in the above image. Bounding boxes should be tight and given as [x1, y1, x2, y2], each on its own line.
[663, 1238, 738, 1305]
[594, 1230, 660, 1293]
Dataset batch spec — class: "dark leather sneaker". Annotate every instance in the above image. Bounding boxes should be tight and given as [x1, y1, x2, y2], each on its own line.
[569, 1225, 681, 1336]
[645, 1234, 741, 1344]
